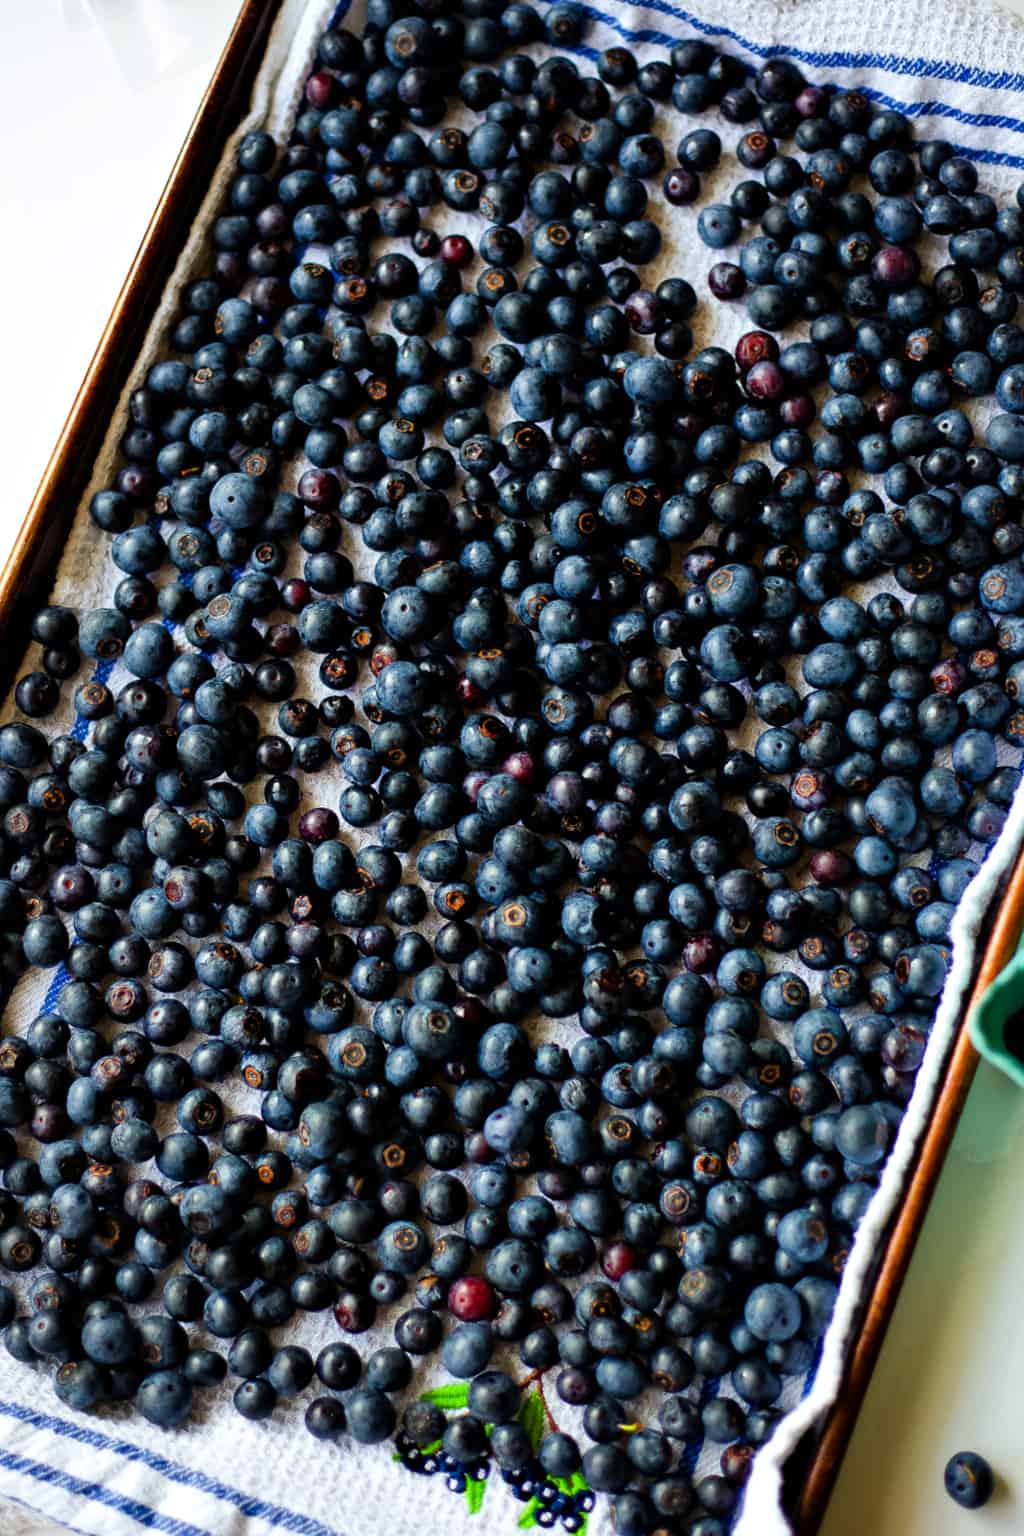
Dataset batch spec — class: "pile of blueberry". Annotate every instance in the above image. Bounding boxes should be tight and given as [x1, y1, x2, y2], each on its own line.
[1, 0, 1024, 1530]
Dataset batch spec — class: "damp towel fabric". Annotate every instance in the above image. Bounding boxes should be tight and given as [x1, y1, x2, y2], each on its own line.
[1, 0, 1024, 1534]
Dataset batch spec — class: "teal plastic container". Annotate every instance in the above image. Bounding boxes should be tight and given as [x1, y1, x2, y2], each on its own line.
[970, 929, 1024, 1088]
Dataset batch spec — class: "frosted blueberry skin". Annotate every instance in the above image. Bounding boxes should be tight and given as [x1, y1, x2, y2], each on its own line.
[945, 1451, 995, 1509]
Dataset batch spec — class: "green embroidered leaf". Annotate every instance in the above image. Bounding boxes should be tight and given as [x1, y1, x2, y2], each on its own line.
[419, 1383, 470, 1409]
[569, 1472, 591, 1534]
[518, 1390, 547, 1452]
[464, 1475, 487, 1516]
[518, 1498, 541, 1529]
[393, 1437, 443, 1465]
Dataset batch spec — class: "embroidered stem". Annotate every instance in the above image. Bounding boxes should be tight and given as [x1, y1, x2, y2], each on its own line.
[535, 1376, 558, 1434]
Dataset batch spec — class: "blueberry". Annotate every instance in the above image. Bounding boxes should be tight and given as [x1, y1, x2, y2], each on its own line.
[135, 1370, 193, 1428]
[233, 1379, 277, 1421]
[582, 1444, 629, 1493]
[377, 1220, 430, 1275]
[304, 1397, 346, 1442]
[267, 1345, 314, 1397]
[835, 1105, 892, 1167]
[944, 1450, 994, 1509]
[744, 1283, 802, 1342]
[82, 1311, 137, 1365]
[183, 1349, 226, 1388]
[316, 1342, 361, 1391]
[483, 1103, 535, 1154]
[54, 1359, 106, 1411]
[442, 1319, 493, 1378]
[468, 1369, 520, 1422]
[698, 204, 741, 249]
[346, 1388, 396, 1444]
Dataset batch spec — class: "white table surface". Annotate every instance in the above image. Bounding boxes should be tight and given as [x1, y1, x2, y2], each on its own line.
[2, 4, 1024, 1535]
[0, 0, 242, 540]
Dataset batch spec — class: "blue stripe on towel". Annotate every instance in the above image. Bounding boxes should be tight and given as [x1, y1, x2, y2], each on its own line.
[560, 0, 1024, 162]
[678, 1376, 722, 1480]
[0, 1446, 211, 1536]
[0, 1401, 342, 1536]
[801, 1341, 826, 1397]
[561, 0, 1024, 92]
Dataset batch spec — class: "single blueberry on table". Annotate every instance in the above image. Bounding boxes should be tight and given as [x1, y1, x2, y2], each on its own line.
[945, 1451, 994, 1509]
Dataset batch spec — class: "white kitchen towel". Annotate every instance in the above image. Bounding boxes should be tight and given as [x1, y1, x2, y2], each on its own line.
[2, 1, 1024, 1535]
